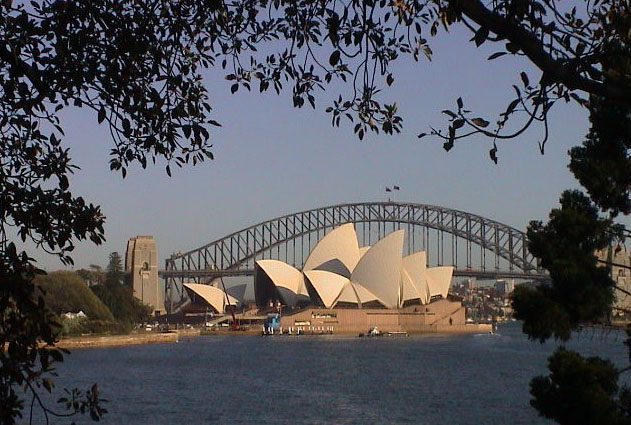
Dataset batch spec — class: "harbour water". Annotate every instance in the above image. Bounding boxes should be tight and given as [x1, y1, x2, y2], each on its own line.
[34, 323, 629, 425]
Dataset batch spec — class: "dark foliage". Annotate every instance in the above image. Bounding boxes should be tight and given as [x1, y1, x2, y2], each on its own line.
[0, 1, 216, 422]
[34, 271, 114, 322]
[105, 252, 124, 286]
[511, 285, 572, 342]
[514, 191, 615, 341]
[88, 252, 152, 326]
[530, 348, 631, 425]
[510, 19, 630, 417]
[570, 100, 631, 217]
[76, 265, 105, 287]
[91, 284, 152, 326]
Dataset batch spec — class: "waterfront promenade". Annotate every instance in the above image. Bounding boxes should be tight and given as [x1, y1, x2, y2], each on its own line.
[54, 322, 492, 349]
[56, 331, 179, 350]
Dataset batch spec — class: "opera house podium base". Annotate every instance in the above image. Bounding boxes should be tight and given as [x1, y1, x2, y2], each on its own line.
[279, 299, 492, 335]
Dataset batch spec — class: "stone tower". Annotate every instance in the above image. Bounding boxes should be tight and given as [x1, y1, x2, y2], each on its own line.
[611, 245, 631, 318]
[125, 236, 164, 315]
[598, 244, 631, 319]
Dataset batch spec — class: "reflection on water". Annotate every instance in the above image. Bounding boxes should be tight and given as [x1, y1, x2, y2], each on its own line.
[30, 323, 629, 425]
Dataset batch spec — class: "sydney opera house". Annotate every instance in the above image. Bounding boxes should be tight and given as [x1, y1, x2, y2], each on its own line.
[253, 224, 468, 334]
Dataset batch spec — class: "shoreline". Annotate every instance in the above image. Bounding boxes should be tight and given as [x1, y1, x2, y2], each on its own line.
[56, 331, 179, 350]
[54, 323, 493, 349]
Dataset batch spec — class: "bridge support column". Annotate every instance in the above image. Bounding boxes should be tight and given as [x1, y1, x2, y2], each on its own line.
[126, 236, 165, 315]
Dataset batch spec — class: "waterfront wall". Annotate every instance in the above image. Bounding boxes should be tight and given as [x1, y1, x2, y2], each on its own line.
[56, 331, 178, 349]
[280, 299, 477, 334]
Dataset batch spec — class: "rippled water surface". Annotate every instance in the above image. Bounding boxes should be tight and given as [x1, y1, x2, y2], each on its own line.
[33, 323, 629, 425]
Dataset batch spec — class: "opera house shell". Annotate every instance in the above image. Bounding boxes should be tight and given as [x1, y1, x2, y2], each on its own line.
[254, 224, 454, 311]
[183, 282, 245, 314]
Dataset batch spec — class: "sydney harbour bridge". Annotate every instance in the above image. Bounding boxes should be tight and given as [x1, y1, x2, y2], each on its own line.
[161, 201, 547, 312]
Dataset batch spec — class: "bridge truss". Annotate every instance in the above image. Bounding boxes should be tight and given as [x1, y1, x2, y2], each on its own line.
[163, 202, 545, 312]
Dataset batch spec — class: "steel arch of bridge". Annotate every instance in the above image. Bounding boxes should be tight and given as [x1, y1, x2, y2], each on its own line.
[163, 202, 544, 311]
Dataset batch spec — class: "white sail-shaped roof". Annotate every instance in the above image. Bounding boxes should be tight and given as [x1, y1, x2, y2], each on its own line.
[334, 281, 360, 305]
[208, 279, 246, 303]
[304, 270, 348, 308]
[183, 283, 238, 313]
[256, 259, 308, 297]
[331, 281, 382, 307]
[352, 282, 382, 305]
[304, 223, 360, 275]
[426, 266, 453, 299]
[401, 252, 430, 304]
[400, 268, 419, 307]
[358, 246, 371, 258]
[350, 230, 404, 309]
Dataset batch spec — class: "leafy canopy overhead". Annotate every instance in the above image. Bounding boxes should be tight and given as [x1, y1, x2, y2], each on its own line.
[3, 0, 630, 268]
[182, 0, 631, 153]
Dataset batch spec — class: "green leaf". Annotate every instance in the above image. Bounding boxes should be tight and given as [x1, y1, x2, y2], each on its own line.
[97, 107, 106, 124]
[472, 118, 490, 127]
[505, 98, 520, 115]
[520, 72, 529, 87]
[59, 175, 69, 190]
[488, 52, 507, 60]
[329, 50, 340, 66]
[489, 145, 498, 164]
[473, 27, 489, 47]
[42, 378, 54, 393]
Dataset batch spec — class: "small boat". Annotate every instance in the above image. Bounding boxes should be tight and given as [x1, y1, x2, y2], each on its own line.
[358, 327, 408, 337]
[384, 331, 409, 337]
[358, 326, 381, 337]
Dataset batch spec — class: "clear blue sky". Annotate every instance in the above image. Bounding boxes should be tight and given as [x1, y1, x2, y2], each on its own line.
[32, 25, 616, 271]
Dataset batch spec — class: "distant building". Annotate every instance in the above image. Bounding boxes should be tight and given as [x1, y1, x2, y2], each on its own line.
[125, 236, 164, 315]
[463, 278, 476, 290]
[495, 279, 515, 296]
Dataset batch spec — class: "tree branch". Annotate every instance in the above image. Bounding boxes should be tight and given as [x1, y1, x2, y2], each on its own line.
[450, 0, 631, 104]
[597, 258, 631, 271]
